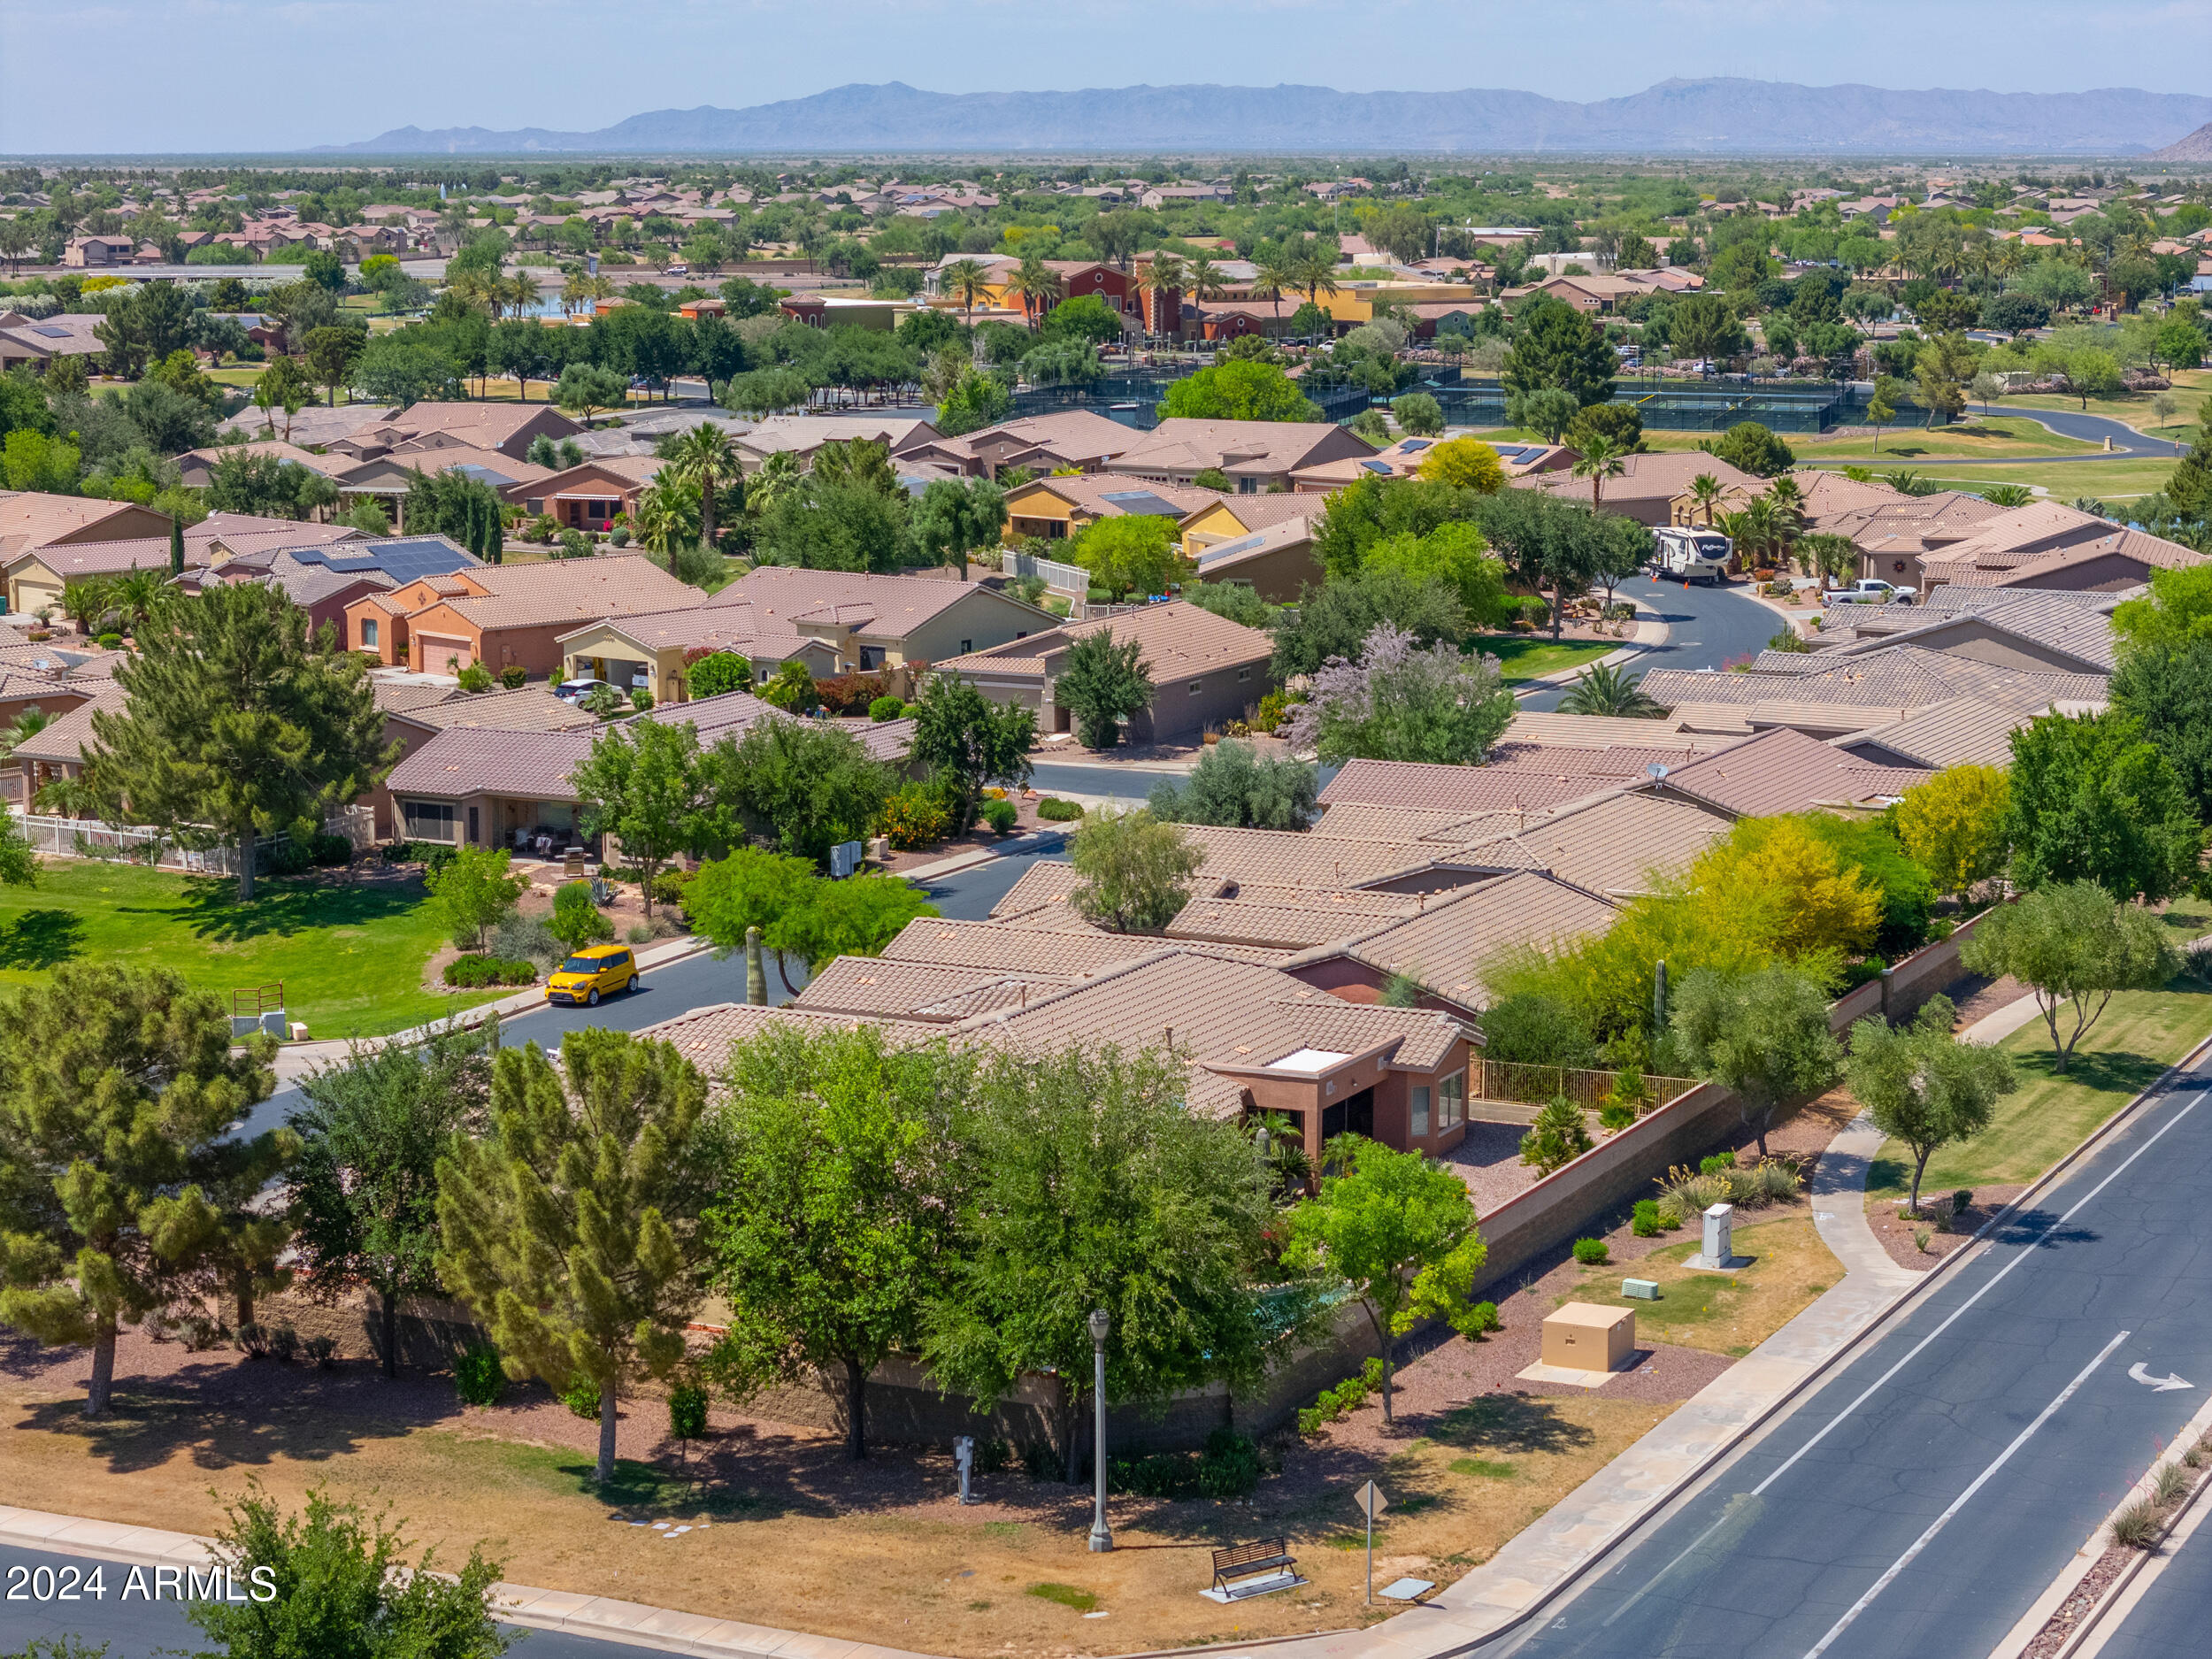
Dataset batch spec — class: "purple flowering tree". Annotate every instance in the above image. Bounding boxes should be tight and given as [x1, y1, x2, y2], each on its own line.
[1282, 623, 1514, 764]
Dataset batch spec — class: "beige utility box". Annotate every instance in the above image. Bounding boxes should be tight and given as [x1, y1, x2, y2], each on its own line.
[1541, 1302, 1636, 1373]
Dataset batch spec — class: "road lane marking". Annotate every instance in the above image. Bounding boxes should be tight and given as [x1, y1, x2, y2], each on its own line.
[1584, 1087, 2208, 1637]
[1801, 1328, 2131, 1657]
[2130, 1363, 2194, 1393]
[1749, 1087, 2206, 1498]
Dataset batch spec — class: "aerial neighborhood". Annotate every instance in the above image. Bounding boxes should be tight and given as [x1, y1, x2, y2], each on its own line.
[4, 64, 2212, 1659]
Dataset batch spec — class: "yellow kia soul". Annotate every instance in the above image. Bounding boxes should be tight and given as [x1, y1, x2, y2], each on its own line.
[547, 944, 639, 1005]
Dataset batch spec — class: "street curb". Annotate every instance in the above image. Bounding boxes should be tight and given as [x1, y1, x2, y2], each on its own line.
[1411, 1021, 2212, 1658]
[1508, 606, 1672, 701]
[897, 826, 1070, 884]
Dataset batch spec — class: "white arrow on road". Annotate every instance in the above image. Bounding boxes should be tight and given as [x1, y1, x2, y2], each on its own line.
[2130, 1363, 2194, 1393]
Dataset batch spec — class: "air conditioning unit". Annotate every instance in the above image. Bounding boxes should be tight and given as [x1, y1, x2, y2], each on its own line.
[829, 840, 864, 879]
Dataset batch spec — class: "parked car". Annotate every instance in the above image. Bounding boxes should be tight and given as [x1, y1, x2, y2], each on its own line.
[554, 677, 614, 703]
[1824, 578, 1916, 605]
[546, 944, 639, 1007]
[1652, 526, 1733, 585]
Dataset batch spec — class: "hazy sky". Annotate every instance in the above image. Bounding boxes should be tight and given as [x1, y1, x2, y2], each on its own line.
[5, 0, 2212, 154]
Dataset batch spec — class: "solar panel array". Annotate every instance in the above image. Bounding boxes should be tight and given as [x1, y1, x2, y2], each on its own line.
[278, 536, 481, 580]
[1097, 489, 1187, 518]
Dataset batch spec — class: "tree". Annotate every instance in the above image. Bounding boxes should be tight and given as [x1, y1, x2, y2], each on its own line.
[572, 717, 714, 918]
[1271, 567, 1466, 680]
[681, 846, 819, 994]
[554, 361, 628, 423]
[920, 1044, 1276, 1481]
[1069, 807, 1204, 933]
[1057, 629, 1154, 749]
[2058, 347, 2124, 411]
[1671, 965, 1842, 1157]
[758, 659, 818, 713]
[911, 476, 1007, 572]
[2112, 560, 2212, 650]
[1847, 996, 2018, 1215]
[1893, 764, 2012, 900]
[1148, 739, 1319, 829]
[0, 964, 280, 1416]
[1686, 814, 1883, 963]
[1506, 386, 1579, 442]
[664, 422, 741, 549]
[1393, 392, 1444, 435]
[1157, 360, 1321, 423]
[2006, 709, 2201, 903]
[1470, 487, 1613, 641]
[1415, 437, 1508, 494]
[1663, 293, 1752, 372]
[1867, 374, 1904, 454]
[687, 652, 752, 700]
[400, 468, 504, 564]
[488, 318, 551, 403]
[423, 845, 528, 952]
[909, 671, 1034, 833]
[707, 1025, 968, 1460]
[302, 326, 365, 407]
[710, 718, 891, 865]
[350, 336, 459, 409]
[1960, 882, 2183, 1072]
[1282, 622, 1514, 765]
[1502, 295, 1617, 407]
[549, 879, 616, 952]
[1069, 513, 1185, 600]
[88, 584, 391, 902]
[755, 474, 915, 573]
[934, 367, 1013, 437]
[1702, 421, 1796, 477]
[1559, 662, 1663, 718]
[1282, 1138, 1491, 1424]
[1563, 402, 1647, 456]
[436, 1031, 714, 1485]
[940, 257, 991, 322]
[1363, 522, 1510, 625]
[288, 1025, 493, 1379]
[1571, 434, 1629, 509]
[187, 1486, 511, 1659]
[772, 872, 938, 969]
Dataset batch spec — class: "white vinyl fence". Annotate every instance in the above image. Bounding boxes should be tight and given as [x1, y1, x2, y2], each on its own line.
[12, 812, 288, 877]
[1004, 549, 1091, 595]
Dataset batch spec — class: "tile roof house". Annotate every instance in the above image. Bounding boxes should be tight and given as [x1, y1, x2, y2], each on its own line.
[4, 508, 367, 618]
[1516, 450, 1765, 527]
[1642, 646, 2109, 726]
[698, 566, 1055, 687]
[1183, 513, 1323, 602]
[1102, 420, 1372, 493]
[496, 457, 664, 532]
[935, 600, 1275, 744]
[192, 534, 483, 639]
[1919, 503, 2212, 591]
[1000, 474, 1224, 545]
[1643, 726, 1933, 816]
[894, 411, 1141, 480]
[0, 311, 107, 375]
[342, 554, 705, 680]
[325, 402, 583, 464]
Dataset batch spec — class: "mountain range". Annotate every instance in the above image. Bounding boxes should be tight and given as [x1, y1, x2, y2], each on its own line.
[2150, 120, 2212, 163]
[322, 80, 2212, 157]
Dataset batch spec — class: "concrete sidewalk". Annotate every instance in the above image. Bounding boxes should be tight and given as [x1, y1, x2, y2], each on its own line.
[0, 1503, 939, 1659]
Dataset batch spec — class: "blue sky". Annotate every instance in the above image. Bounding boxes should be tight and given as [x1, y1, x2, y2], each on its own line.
[4, 0, 2211, 154]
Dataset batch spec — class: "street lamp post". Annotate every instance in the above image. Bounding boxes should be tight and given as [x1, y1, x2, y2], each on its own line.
[1087, 1309, 1112, 1553]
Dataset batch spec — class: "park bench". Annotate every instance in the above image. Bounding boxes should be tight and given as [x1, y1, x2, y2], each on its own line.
[1209, 1537, 1303, 1601]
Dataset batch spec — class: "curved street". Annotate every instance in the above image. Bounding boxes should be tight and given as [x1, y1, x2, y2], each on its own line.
[1891, 403, 2189, 464]
[1520, 573, 1779, 711]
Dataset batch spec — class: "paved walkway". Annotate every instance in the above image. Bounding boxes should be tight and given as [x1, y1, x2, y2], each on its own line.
[1219, 1112, 1930, 1659]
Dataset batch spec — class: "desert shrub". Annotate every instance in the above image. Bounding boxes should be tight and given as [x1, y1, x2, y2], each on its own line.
[1035, 796, 1082, 821]
[1481, 993, 1597, 1068]
[267, 838, 314, 875]
[1701, 1151, 1737, 1175]
[879, 780, 952, 849]
[266, 1325, 300, 1362]
[1520, 1096, 1594, 1174]
[1655, 1156, 1799, 1221]
[980, 797, 1019, 834]
[668, 1383, 709, 1441]
[869, 695, 907, 722]
[96, 631, 124, 649]
[1463, 1301, 1501, 1335]
[488, 912, 564, 969]
[179, 1312, 227, 1352]
[650, 867, 693, 908]
[974, 1437, 1012, 1475]
[1632, 1199, 1663, 1237]
[1599, 1099, 1638, 1131]
[442, 954, 537, 988]
[561, 1376, 602, 1418]
[236, 1321, 267, 1358]
[1197, 1429, 1263, 1498]
[2154, 1462, 2191, 1505]
[456, 1346, 505, 1406]
[1951, 1189, 1974, 1216]
[310, 833, 352, 866]
[499, 664, 526, 689]
[304, 1335, 337, 1369]
[1572, 1237, 1609, 1265]
[1251, 688, 1291, 733]
[457, 664, 495, 693]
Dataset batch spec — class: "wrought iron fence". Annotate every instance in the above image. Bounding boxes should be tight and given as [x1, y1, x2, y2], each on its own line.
[1472, 1058, 1700, 1114]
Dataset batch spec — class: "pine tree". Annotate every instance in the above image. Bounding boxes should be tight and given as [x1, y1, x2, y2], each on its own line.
[88, 584, 394, 901]
[435, 1031, 714, 1484]
[167, 511, 184, 577]
[0, 964, 283, 1417]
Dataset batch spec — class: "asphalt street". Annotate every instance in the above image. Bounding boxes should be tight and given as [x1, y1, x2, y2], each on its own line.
[1930, 403, 2188, 464]
[1518, 573, 1778, 712]
[1491, 1058, 2212, 1659]
[0, 1541, 628, 1659]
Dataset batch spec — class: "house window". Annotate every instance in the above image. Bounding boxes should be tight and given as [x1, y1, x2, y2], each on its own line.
[960, 640, 973, 654]
[1189, 680, 1203, 695]
[361, 618, 380, 649]
[401, 801, 457, 843]
[1237, 666, 1251, 682]
[1438, 1068, 1466, 1130]
[1239, 477, 1258, 494]
[1411, 1085, 1432, 1139]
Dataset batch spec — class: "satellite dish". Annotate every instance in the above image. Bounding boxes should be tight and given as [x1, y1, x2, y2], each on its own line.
[1647, 763, 1670, 780]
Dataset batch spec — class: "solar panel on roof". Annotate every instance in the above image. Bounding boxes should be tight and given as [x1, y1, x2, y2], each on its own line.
[1197, 534, 1264, 568]
[32, 326, 71, 338]
[1360, 460, 1392, 474]
[1097, 489, 1188, 516]
[1400, 439, 1433, 452]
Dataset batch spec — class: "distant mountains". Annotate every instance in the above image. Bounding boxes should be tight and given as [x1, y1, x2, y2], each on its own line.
[2150, 121, 2212, 163]
[322, 80, 2212, 157]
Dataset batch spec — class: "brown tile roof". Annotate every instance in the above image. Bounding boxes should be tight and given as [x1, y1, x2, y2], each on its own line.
[0, 492, 159, 556]
[396, 687, 600, 734]
[883, 914, 1133, 972]
[794, 956, 1077, 1021]
[641, 1001, 947, 1073]
[1837, 696, 2064, 771]
[378, 401, 582, 449]
[562, 602, 815, 660]
[979, 599, 1274, 681]
[1309, 871, 1617, 1008]
[1317, 757, 1624, 817]
[1006, 474, 1225, 523]
[1642, 646, 2108, 713]
[427, 555, 704, 632]
[987, 860, 1090, 920]
[10, 683, 128, 765]
[1653, 726, 1932, 816]
[1165, 889, 1422, 949]
[1105, 419, 1363, 480]
[707, 565, 1012, 639]
[1516, 449, 1762, 509]
[384, 726, 593, 801]
[1449, 788, 1735, 896]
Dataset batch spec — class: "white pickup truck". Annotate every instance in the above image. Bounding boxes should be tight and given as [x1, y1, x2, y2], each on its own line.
[1823, 578, 1917, 606]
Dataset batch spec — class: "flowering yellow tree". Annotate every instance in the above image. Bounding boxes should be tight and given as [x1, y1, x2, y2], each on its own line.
[1414, 436, 1508, 494]
[1687, 816, 1884, 961]
[1893, 764, 2011, 900]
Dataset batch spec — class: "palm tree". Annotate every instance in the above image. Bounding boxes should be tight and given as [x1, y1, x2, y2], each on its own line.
[941, 257, 991, 324]
[665, 423, 741, 549]
[631, 474, 701, 568]
[1799, 533, 1859, 589]
[1133, 254, 1186, 344]
[1184, 254, 1227, 307]
[1289, 241, 1342, 310]
[1251, 248, 1296, 330]
[106, 567, 165, 635]
[59, 578, 111, 637]
[1765, 476, 1807, 567]
[1687, 472, 1726, 527]
[1560, 663, 1663, 718]
[1571, 434, 1629, 510]
[1008, 253, 1063, 330]
[0, 706, 52, 760]
[745, 451, 803, 527]
[35, 773, 98, 819]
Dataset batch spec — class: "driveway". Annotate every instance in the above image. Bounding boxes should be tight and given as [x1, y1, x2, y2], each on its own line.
[1518, 574, 1777, 711]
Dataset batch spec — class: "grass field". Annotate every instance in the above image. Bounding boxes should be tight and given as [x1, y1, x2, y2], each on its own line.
[1474, 634, 1615, 683]
[1639, 414, 2101, 462]
[0, 861, 494, 1039]
[1796, 456, 2183, 506]
[1868, 898, 2212, 1201]
[1561, 1214, 1835, 1359]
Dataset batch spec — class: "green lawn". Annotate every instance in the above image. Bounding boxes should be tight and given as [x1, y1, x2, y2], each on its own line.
[1869, 899, 2212, 1200]
[1473, 634, 1615, 684]
[0, 862, 495, 1040]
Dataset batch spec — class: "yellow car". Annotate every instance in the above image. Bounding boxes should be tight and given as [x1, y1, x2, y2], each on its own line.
[546, 944, 640, 1006]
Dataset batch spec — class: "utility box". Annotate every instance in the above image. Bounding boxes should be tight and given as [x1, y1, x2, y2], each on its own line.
[1698, 1202, 1735, 1268]
[1621, 1278, 1660, 1301]
[829, 840, 864, 879]
[1541, 1302, 1635, 1373]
